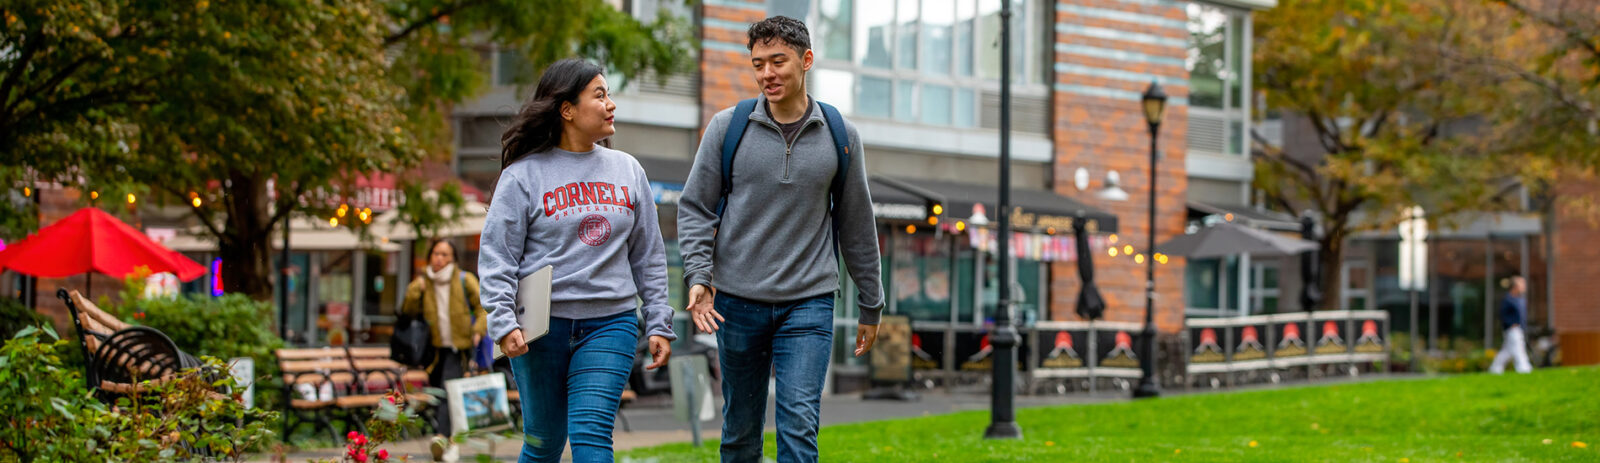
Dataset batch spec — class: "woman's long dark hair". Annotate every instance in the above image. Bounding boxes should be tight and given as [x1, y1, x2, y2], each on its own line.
[500, 58, 608, 169]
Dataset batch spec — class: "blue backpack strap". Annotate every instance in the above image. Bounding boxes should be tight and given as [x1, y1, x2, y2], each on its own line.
[716, 98, 761, 218]
[817, 101, 850, 253]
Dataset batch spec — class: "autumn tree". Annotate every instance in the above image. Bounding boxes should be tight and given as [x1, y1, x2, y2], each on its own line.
[1250, 0, 1562, 309]
[1, 0, 693, 300]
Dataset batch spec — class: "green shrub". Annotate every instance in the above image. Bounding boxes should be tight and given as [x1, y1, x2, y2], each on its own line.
[0, 326, 278, 462]
[114, 293, 287, 411]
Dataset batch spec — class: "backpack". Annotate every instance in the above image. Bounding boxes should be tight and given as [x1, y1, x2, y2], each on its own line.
[716, 98, 851, 248]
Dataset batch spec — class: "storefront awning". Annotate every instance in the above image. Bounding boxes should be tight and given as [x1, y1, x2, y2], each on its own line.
[883, 177, 1119, 233]
[1188, 202, 1300, 231]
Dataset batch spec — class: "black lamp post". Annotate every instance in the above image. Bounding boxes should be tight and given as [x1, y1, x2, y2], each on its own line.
[1132, 81, 1167, 399]
[984, 0, 1022, 440]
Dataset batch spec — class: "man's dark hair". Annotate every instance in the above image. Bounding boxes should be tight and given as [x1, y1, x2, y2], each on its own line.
[747, 16, 811, 56]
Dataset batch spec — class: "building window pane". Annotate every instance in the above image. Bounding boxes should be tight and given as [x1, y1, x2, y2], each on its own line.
[893, 234, 953, 323]
[921, 84, 953, 126]
[896, 0, 920, 70]
[1010, 0, 1027, 84]
[814, 69, 856, 115]
[817, 0, 854, 61]
[895, 80, 917, 122]
[1228, 13, 1246, 110]
[1186, 4, 1228, 109]
[858, 1, 895, 69]
[956, 0, 976, 76]
[496, 49, 531, 86]
[858, 76, 892, 118]
[1229, 119, 1245, 156]
[768, 0, 812, 21]
[922, 0, 954, 75]
[1186, 258, 1221, 309]
[955, 88, 977, 128]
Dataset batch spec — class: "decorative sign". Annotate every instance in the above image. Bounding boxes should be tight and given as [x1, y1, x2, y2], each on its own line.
[1314, 320, 1349, 355]
[911, 330, 946, 371]
[1232, 324, 1270, 362]
[869, 315, 913, 383]
[1189, 327, 1226, 364]
[1272, 320, 1309, 358]
[957, 332, 994, 371]
[1098, 330, 1140, 369]
[1038, 330, 1088, 369]
[444, 374, 513, 434]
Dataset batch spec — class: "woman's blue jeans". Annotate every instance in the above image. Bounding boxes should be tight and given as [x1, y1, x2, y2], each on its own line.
[508, 310, 639, 463]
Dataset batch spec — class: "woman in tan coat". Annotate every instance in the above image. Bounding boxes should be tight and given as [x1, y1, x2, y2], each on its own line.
[401, 238, 487, 459]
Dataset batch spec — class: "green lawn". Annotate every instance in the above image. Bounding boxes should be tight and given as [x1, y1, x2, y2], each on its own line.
[622, 367, 1599, 462]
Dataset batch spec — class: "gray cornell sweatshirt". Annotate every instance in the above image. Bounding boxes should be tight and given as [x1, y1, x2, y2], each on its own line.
[479, 146, 676, 343]
[678, 96, 886, 324]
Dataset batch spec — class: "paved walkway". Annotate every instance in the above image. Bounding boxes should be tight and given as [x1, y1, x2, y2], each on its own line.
[254, 373, 1410, 462]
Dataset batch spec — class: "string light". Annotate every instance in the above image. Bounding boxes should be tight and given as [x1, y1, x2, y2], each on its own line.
[126, 193, 136, 204]
[927, 216, 939, 225]
[90, 191, 99, 200]
[1123, 245, 1134, 255]
[932, 204, 943, 215]
[191, 197, 203, 208]
[1135, 254, 1145, 264]
[337, 204, 348, 218]
[956, 221, 966, 232]
[1109, 247, 1119, 257]
[905, 224, 917, 234]
[22, 187, 30, 197]
[329, 217, 339, 227]
[1224, 213, 1234, 222]
[1109, 234, 1119, 244]
[1046, 227, 1056, 235]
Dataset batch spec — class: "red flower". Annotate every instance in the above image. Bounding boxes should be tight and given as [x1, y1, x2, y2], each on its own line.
[348, 431, 361, 441]
[377, 449, 389, 460]
[353, 451, 368, 463]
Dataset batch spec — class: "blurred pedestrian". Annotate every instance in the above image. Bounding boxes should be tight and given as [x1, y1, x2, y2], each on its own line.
[1489, 275, 1532, 374]
[401, 238, 487, 461]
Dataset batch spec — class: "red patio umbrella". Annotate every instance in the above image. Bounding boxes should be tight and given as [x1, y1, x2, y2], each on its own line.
[0, 207, 207, 285]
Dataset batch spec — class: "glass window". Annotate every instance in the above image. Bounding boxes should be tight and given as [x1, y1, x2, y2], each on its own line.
[956, 246, 976, 323]
[956, 0, 975, 77]
[1186, 258, 1221, 309]
[1186, 4, 1228, 110]
[768, 0, 812, 21]
[816, 0, 853, 61]
[955, 88, 977, 128]
[895, 80, 916, 122]
[495, 49, 531, 86]
[978, 0, 1003, 81]
[892, 234, 952, 323]
[858, 76, 893, 118]
[922, 0, 954, 75]
[857, 1, 895, 69]
[921, 84, 953, 126]
[897, 0, 920, 70]
[813, 69, 857, 115]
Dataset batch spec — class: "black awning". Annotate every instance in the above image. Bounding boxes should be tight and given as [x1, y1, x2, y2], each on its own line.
[1188, 202, 1299, 231]
[890, 177, 1118, 233]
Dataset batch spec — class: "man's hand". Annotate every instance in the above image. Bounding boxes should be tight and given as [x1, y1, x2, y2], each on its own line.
[688, 284, 724, 334]
[645, 335, 672, 370]
[473, 333, 483, 346]
[854, 324, 880, 357]
[499, 329, 528, 358]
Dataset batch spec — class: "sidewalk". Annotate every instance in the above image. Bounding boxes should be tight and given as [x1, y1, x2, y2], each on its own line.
[255, 373, 1410, 462]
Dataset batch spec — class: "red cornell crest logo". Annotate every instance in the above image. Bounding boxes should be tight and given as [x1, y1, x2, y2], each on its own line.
[579, 215, 612, 246]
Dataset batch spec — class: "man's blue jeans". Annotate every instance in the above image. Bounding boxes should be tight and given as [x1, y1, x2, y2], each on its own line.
[716, 292, 834, 463]
[508, 311, 639, 463]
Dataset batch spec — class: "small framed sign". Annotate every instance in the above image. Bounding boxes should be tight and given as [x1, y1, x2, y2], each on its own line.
[444, 374, 514, 434]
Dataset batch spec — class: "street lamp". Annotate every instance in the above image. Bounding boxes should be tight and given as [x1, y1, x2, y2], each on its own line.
[1133, 81, 1167, 399]
[984, 0, 1022, 440]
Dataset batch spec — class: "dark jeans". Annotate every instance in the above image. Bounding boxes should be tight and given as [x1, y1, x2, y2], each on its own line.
[715, 293, 834, 463]
[428, 348, 470, 435]
[509, 311, 639, 463]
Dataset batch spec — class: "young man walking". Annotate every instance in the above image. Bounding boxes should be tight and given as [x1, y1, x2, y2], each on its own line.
[677, 16, 885, 463]
[1489, 275, 1533, 374]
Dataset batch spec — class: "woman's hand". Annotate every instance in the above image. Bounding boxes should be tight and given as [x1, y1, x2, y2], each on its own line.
[499, 329, 529, 358]
[645, 335, 672, 370]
